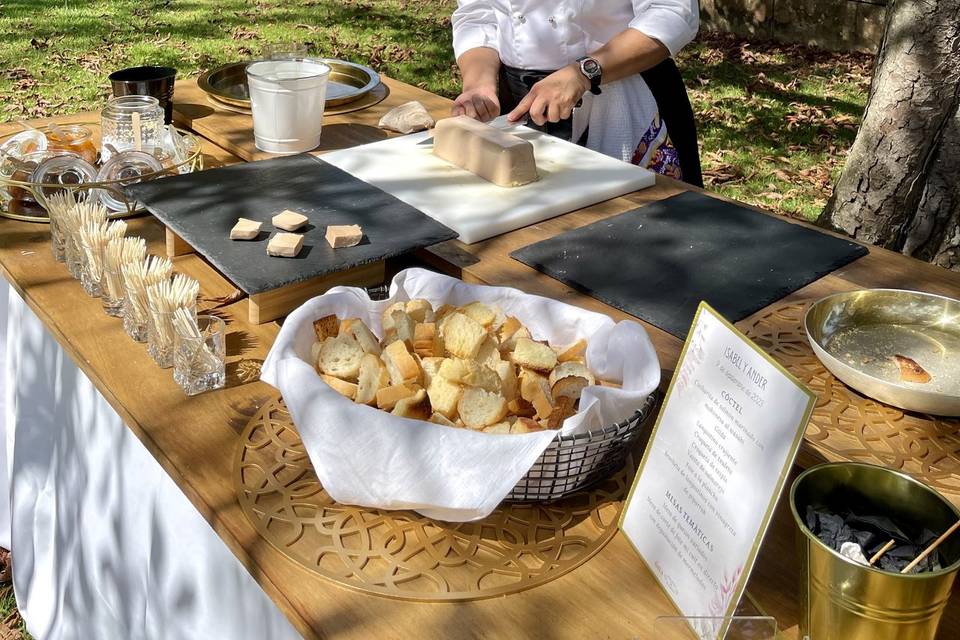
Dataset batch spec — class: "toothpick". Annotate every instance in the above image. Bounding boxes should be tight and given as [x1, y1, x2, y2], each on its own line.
[901, 520, 960, 574]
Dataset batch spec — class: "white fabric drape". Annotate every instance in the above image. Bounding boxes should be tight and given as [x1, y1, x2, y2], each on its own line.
[0, 280, 301, 640]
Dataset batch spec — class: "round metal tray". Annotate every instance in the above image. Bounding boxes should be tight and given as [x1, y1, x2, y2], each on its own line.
[0, 122, 203, 223]
[198, 58, 381, 110]
[804, 289, 960, 416]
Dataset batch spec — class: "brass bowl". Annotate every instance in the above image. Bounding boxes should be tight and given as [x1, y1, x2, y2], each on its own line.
[804, 289, 960, 416]
[198, 58, 381, 110]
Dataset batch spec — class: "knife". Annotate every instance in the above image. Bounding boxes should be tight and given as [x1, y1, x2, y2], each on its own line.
[416, 115, 529, 147]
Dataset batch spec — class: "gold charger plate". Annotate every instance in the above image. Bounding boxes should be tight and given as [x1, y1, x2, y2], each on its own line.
[198, 59, 381, 109]
[804, 289, 960, 416]
[235, 396, 631, 602]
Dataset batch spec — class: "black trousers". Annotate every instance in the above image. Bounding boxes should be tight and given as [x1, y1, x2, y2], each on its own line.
[498, 59, 703, 188]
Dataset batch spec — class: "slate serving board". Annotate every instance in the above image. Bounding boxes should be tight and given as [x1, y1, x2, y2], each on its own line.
[511, 191, 868, 339]
[125, 154, 457, 294]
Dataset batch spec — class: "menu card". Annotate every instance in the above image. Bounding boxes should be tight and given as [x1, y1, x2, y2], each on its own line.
[620, 303, 814, 637]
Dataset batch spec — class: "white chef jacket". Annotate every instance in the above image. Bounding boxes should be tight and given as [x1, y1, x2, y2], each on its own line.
[452, 0, 699, 70]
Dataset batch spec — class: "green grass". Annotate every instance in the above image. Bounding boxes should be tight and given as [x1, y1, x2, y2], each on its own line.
[0, 583, 29, 638]
[0, 1, 872, 217]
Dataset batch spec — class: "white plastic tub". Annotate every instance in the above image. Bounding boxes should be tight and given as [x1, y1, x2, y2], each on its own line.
[246, 59, 331, 154]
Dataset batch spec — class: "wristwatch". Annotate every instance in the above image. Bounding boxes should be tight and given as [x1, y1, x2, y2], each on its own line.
[576, 56, 603, 95]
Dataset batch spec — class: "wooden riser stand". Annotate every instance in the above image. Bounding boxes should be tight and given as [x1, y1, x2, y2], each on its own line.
[166, 228, 385, 324]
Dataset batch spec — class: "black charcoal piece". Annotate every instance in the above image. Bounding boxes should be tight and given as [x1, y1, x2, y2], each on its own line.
[125, 154, 457, 295]
[511, 191, 868, 338]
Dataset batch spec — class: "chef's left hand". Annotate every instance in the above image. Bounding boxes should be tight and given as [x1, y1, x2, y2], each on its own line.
[508, 64, 590, 126]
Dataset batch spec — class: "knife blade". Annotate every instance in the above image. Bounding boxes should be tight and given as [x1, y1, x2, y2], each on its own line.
[416, 115, 529, 147]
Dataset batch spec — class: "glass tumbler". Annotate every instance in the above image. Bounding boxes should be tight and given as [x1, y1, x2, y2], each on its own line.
[100, 95, 165, 164]
[173, 315, 226, 396]
[64, 232, 84, 279]
[78, 234, 104, 298]
[101, 262, 126, 317]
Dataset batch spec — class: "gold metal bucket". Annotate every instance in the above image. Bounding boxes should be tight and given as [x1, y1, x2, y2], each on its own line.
[790, 462, 960, 640]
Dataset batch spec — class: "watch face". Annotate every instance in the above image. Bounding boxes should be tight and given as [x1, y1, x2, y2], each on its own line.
[581, 59, 600, 77]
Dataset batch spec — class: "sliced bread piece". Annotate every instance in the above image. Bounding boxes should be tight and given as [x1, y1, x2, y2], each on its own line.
[511, 337, 558, 373]
[482, 422, 512, 434]
[500, 326, 531, 352]
[391, 309, 417, 349]
[511, 417, 544, 434]
[381, 301, 406, 332]
[413, 322, 437, 357]
[320, 374, 357, 399]
[458, 387, 508, 429]
[381, 340, 421, 386]
[318, 334, 363, 380]
[507, 397, 537, 418]
[313, 314, 339, 341]
[419, 356, 444, 387]
[459, 301, 496, 327]
[376, 383, 419, 411]
[427, 374, 463, 419]
[438, 358, 500, 392]
[519, 369, 555, 420]
[392, 389, 432, 420]
[440, 312, 487, 359]
[343, 319, 381, 356]
[430, 412, 459, 428]
[405, 298, 435, 322]
[475, 335, 502, 369]
[355, 353, 389, 405]
[548, 361, 595, 387]
[498, 316, 522, 344]
[557, 339, 588, 363]
[495, 360, 518, 401]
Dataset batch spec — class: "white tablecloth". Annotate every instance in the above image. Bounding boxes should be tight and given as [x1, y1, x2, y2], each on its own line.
[0, 279, 302, 640]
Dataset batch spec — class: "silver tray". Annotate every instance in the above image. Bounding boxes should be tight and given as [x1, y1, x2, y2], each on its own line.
[804, 289, 960, 416]
[198, 58, 381, 110]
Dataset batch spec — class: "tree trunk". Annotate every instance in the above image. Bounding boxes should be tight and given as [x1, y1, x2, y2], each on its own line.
[817, 0, 960, 267]
[902, 104, 960, 270]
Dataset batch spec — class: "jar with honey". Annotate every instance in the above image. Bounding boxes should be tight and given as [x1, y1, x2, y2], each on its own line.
[45, 125, 98, 165]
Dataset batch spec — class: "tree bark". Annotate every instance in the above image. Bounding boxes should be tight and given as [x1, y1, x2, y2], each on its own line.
[817, 0, 960, 260]
[902, 104, 960, 270]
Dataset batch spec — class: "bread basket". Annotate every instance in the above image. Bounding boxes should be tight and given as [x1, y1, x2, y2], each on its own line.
[366, 284, 659, 503]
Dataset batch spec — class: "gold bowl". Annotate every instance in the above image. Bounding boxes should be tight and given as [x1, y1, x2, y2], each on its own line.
[804, 289, 960, 416]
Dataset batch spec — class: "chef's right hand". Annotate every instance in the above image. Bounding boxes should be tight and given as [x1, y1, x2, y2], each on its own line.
[451, 86, 500, 122]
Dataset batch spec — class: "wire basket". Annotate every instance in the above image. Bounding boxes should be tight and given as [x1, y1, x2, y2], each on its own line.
[0, 121, 203, 223]
[366, 284, 660, 503]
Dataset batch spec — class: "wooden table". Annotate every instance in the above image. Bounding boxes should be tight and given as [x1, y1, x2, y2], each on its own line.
[0, 76, 958, 639]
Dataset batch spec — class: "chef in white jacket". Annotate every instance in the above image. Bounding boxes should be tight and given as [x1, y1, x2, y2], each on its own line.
[451, 0, 700, 180]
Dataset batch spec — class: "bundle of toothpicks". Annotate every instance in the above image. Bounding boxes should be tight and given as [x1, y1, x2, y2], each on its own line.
[122, 255, 174, 329]
[44, 190, 75, 253]
[103, 236, 147, 301]
[79, 220, 127, 284]
[61, 199, 108, 240]
[146, 273, 200, 357]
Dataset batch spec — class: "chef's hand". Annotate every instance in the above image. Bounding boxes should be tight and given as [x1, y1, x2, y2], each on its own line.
[508, 64, 590, 126]
[451, 86, 500, 122]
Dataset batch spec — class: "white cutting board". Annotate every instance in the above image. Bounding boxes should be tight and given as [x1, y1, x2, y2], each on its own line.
[323, 127, 656, 244]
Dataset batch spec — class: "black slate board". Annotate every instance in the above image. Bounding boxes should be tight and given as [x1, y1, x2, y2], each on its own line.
[125, 154, 457, 294]
[511, 191, 868, 339]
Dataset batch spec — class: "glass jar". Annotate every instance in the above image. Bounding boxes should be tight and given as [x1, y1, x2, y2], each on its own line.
[100, 95, 164, 164]
[45, 125, 98, 165]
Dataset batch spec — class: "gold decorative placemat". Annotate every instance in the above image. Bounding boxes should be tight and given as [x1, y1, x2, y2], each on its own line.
[235, 396, 629, 601]
[743, 303, 960, 500]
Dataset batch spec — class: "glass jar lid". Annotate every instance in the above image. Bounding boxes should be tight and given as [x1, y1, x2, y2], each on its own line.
[96, 150, 164, 212]
[0, 130, 48, 162]
[31, 153, 99, 199]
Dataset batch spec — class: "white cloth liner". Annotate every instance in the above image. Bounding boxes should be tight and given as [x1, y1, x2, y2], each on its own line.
[573, 75, 662, 164]
[261, 268, 660, 522]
